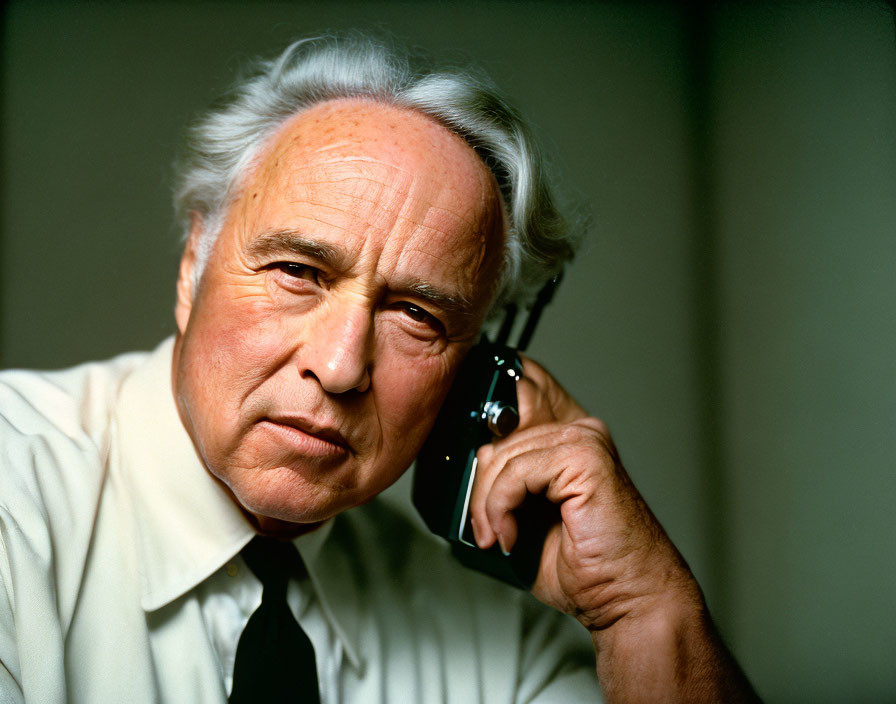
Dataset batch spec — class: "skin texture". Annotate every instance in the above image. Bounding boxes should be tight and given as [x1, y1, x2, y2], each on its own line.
[171, 97, 759, 701]
[172, 99, 503, 535]
[470, 359, 760, 702]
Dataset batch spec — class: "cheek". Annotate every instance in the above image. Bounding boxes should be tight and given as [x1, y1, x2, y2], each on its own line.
[371, 340, 457, 454]
[195, 289, 291, 366]
[179, 292, 295, 436]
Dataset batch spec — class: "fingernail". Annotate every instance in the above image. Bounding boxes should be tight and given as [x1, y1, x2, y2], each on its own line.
[497, 533, 511, 557]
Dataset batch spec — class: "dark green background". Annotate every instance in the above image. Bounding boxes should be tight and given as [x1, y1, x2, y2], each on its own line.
[2, 2, 895, 701]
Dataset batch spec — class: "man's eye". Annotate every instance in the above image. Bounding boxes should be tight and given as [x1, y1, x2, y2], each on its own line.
[399, 303, 444, 332]
[403, 303, 430, 323]
[275, 262, 320, 285]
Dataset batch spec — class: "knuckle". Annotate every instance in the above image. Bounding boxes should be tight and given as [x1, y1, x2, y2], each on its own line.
[557, 423, 590, 445]
[476, 443, 495, 464]
[556, 425, 577, 443]
[500, 451, 529, 480]
[484, 496, 505, 523]
[556, 420, 619, 470]
[576, 415, 610, 437]
[587, 416, 611, 436]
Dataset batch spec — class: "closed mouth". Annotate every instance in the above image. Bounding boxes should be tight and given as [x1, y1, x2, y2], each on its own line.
[260, 416, 351, 457]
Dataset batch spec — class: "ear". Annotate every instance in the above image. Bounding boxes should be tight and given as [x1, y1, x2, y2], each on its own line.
[175, 213, 204, 335]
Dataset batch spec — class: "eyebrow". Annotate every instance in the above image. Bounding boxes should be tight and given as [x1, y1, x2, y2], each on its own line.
[247, 229, 348, 269]
[248, 229, 477, 319]
[399, 280, 477, 319]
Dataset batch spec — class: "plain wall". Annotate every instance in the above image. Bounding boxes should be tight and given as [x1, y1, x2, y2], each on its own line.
[2, 2, 894, 701]
[710, 3, 896, 701]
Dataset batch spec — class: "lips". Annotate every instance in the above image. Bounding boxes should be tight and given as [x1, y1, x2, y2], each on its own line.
[260, 414, 351, 458]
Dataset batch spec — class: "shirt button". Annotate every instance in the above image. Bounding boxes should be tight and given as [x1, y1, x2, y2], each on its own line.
[225, 562, 239, 577]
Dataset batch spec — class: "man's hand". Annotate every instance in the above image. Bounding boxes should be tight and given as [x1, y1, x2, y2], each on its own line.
[468, 356, 760, 703]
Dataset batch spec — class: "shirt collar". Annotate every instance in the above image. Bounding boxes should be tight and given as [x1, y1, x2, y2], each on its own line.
[113, 337, 363, 671]
[292, 519, 364, 671]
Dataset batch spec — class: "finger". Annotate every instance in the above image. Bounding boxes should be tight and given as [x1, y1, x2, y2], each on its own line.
[493, 415, 620, 482]
[516, 356, 588, 428]
[481, 422, 618, 552]
[514, 376, 558, 429]
[470, 442, 498, 549]
[491, 416, 610, 457]
[483, 444, 565, 555]
[471, 419, 606, 548]
[470, 422, 570, 548]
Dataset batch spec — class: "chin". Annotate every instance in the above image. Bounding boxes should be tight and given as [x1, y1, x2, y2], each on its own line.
[230, 467, 356, 526]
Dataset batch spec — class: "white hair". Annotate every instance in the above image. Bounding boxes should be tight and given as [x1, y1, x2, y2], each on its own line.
[174, 34, 577, 315]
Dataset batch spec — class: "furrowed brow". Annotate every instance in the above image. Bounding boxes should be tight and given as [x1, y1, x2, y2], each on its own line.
[247, 230, 348, 268]
[400, 280, 477, 319]
[249, 229, 479, 319]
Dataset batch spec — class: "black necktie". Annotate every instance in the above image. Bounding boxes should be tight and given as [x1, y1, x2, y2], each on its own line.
[229, 536, 321, 703]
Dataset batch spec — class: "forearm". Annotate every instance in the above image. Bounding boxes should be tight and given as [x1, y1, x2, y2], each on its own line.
[471, 361, 760, 701]
[589, 591, 760, 704]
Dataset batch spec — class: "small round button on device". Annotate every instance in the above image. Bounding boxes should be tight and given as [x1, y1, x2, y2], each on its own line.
[483, 401, 520, 437]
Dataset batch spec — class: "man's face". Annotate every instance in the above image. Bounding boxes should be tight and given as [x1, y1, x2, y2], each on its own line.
[172, 99, 504, 534]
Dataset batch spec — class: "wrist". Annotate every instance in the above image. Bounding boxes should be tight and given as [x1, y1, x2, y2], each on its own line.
[571, 548, 702, 634]
[588, 584, 760, 703]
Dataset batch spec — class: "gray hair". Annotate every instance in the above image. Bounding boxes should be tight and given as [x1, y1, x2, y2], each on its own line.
[175, 34, 577, 315]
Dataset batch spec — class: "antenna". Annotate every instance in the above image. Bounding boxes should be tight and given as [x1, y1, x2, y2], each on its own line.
[516, 270, 563, 352]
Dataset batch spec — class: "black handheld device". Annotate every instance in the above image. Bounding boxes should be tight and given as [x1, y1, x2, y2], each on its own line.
[412, 273, 562, 589]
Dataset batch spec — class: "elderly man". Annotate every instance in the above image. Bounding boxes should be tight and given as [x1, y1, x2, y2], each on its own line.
[0, 37, 757, 702]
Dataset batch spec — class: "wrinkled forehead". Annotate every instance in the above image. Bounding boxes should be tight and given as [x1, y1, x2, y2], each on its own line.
[250, 98, 503, 228]
[271, 158, 492, 262]
[232, 99, 506, 301]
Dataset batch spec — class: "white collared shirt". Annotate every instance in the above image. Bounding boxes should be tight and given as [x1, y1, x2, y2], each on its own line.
[0, 338, 602, 703]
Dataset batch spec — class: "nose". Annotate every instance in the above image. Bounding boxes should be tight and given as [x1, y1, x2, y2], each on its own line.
[301, 303, 372, 394]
